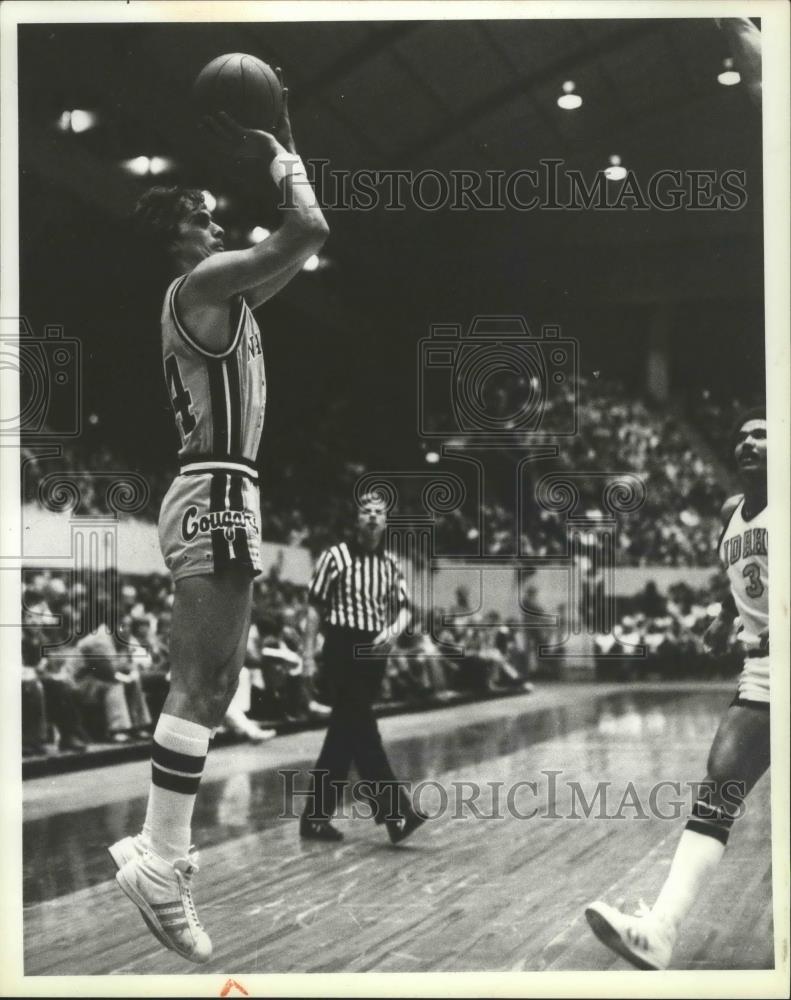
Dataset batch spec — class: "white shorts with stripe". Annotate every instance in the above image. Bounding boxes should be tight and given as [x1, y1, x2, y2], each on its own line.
[158, 461, 262, 582]
[736, 654, 770, 705]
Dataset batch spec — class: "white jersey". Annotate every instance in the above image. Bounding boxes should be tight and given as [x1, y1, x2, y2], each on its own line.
[719, 497, 768, 651]
[161, 275, 266, 474]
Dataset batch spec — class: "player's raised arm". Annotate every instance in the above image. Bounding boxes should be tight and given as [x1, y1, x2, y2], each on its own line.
[239, 74, 329, 308]
[716, 18, 762, 108]
[182, 102, 328, 308]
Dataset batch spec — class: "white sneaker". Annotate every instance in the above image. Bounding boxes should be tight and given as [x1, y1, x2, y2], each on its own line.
[108, 833, 146, 870]
[108, 835, 176, 952]
[115, 847, 212, 963]
[244, 723, 276, 743]
[585, 900, 675, 970]
[108, 834, 200, 870]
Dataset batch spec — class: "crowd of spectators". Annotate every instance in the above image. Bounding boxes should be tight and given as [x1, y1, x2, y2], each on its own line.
[418, 376, 728, 566]
[23, 378, 742, 568]
[593, 575, 743, 682]
[20, 569, 534, 759]
[540, 377, 727, 566]
[22, 558, 748, 759]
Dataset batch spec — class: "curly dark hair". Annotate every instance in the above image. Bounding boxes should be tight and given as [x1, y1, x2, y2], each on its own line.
[132, 186, 205, 254]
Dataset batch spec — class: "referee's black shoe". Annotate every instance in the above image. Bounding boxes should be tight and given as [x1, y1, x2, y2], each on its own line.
[299, 815, 344, 842]
[386, 808, 429, 845]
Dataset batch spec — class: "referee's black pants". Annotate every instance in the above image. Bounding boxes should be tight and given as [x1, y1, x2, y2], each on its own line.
[306, 627, 402, 824]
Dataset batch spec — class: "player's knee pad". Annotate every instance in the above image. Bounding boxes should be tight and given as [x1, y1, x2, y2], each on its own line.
[685, 779, 742, 845]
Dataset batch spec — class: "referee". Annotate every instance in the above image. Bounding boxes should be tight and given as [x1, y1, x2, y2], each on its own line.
[299, 492, 427, 844]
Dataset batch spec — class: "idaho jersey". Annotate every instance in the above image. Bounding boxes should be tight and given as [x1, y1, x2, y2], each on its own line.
[161, 275, 266, 472]
[719, 497, 768, 650]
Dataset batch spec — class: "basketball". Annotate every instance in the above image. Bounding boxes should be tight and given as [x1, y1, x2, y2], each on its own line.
[193, 53, 283, 130]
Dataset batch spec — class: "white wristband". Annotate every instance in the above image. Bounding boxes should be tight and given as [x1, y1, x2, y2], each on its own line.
[270, 153, 307, 186]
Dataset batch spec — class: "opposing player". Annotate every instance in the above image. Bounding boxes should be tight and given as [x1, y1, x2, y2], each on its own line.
[107, 74, 328, 963]
[585, 409, 770, 969]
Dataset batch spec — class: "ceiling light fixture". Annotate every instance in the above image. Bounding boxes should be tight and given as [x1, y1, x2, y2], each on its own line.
[122, 155, 151, 176]
[604, 154, 627, 181]
[57, 109, 98, 133]
[557, 80, 582, 110]
[149, 156, 175, 176]
[717, 57, 741, 86]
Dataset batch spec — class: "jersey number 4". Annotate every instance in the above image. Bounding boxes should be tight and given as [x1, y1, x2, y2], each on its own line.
[742, 562, 765, 598]
[165, 354, 196, 443]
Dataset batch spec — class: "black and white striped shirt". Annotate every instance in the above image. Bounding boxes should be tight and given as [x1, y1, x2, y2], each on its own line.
[309, 541, 409, 632]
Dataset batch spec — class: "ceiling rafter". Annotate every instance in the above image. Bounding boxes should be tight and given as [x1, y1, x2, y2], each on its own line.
[395, 22, 663, 164]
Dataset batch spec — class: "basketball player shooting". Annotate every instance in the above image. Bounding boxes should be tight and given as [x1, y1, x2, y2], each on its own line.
[107, 68, 329, 963]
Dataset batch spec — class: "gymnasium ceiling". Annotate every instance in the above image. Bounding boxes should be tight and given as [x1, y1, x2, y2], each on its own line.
[18, 17, 764, 327]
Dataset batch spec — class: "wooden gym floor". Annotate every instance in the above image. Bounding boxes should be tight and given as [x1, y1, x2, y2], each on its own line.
[22, 682, 773, 975]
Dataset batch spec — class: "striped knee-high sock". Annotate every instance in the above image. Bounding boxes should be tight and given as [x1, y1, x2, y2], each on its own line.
[141, 713, 211, 863]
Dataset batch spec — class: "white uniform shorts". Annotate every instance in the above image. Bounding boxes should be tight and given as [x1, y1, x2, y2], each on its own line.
[158, 465, 262, 582]
[734, 654, 770, 706]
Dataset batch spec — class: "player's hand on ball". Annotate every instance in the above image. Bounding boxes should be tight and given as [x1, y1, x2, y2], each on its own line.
[273, 68, 296, 154]
[203, 111, 285, 163]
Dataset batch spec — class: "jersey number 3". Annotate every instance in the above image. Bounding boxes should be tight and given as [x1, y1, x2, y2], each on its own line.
[742, 562, 764, 598]
[165, 354, 196, 443]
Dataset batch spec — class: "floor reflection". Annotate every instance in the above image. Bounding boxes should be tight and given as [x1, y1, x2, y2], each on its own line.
[24, 688, 729, 906]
